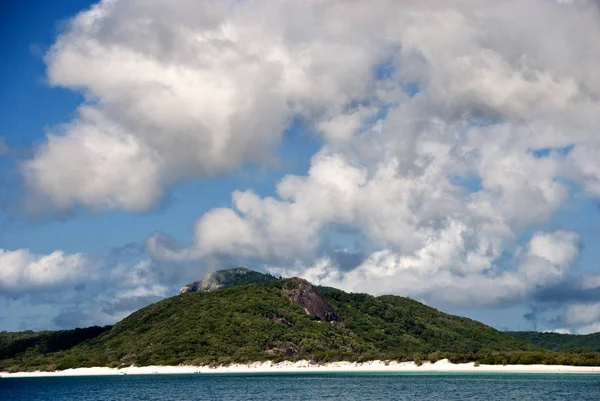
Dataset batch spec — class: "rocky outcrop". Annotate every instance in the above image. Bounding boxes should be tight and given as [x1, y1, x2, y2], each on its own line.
[282, 278, 340, 322]
[180, 269, 339, 322]
[180, 267, 279, 294]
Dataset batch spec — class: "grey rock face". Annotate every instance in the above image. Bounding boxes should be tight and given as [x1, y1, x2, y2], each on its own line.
[179, 267, 277, 294]
[282, 277, 340, 322]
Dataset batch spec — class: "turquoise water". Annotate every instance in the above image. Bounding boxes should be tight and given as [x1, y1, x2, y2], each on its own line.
[1, 373, 599, 400]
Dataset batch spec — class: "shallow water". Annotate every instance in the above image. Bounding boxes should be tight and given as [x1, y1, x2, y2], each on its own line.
[2, 372, 600, 400]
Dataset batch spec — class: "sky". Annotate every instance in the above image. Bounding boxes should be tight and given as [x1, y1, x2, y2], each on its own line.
[1, 0, 600, 334]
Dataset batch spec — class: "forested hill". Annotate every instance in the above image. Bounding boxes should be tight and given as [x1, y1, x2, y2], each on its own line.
[507, 331, 600, 352]
[1, 269, 599, 372]
[0, 326, 112, 361]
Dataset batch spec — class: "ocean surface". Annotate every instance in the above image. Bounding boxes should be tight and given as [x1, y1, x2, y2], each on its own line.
[1, 373, 599, 400]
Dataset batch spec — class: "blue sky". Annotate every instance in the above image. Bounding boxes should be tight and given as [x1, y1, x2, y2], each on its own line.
[2, 0, 600, 334]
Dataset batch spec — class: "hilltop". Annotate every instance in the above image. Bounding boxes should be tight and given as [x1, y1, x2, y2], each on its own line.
[1, 269, 599, 372]
[179, 267, 279, 294]
[508, 331, 600, 353]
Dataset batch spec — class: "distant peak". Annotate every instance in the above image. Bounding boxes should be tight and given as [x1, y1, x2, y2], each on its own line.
[180, 267, 279, 294]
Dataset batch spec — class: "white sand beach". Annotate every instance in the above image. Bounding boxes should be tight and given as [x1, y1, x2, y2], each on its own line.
[2, 359, 600, 378]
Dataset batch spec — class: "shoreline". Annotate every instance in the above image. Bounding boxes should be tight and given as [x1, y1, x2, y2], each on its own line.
[2, 359, 600, 378]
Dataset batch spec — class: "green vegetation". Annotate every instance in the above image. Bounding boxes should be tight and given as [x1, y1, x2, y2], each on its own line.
[1, 275, 599, 372]
[0, 326, 112, 371]
[320, 288, 532, 356]
[0, 326, 112, 359]
[507, 331, 600, 352]
[198, 267, 280, 289]
[180, 267, 280, 293]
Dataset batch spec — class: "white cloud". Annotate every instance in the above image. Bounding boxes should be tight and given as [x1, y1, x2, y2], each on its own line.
[23, 108, 162, 212]
[28, 0, 600, 211]
[581, 274, 600, 290]
[0, 248, 92, 294]
[577, 322, 600, 335]
[13, 0, 600, 327]
[565, 302, 600, 327]
[566, 300, 600, 334]
[24, 0, 394, 211]
[0, 246, 174, 329]
[518, 231, 580, 287]
[265, 230, 580, 308]
[566, 144, 600, 198]
[107, 259, 169, 300]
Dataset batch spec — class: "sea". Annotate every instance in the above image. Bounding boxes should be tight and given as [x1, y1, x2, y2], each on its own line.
[1, 373, 599, 400]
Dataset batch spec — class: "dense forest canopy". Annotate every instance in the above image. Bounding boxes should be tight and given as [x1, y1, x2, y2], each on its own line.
[508, 331, 600, 353]
[1, 270, 599, 372]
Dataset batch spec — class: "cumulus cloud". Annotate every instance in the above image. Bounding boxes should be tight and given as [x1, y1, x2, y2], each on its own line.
[0, 248, 92, 294]
[30, 0, 600, 212]
[136, 0, 600, 325]
[263, 230, 581, 308]
[557, 278, 600, 333]
[0, 247, 173, 330]
[14, 0, 600, 330]
[564, 302, 600, 327]
[519, 231, 581, 287]
[24, 0, 393, 211]
[24, 0, 600, 212]
[23, 108, 163, 211]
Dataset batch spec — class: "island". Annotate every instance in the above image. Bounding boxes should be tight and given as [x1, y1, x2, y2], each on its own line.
[1, 268, 599, 376]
